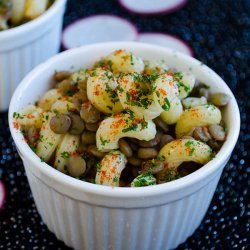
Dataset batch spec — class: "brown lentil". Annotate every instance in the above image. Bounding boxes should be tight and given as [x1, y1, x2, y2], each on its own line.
[193, 127, 212, 142]
[129, 142, 139, 152]
[140, 159, 164, 174]
[128, 157, 142, 167]
[207, 140, 222, 150]
[72, 90, 88, 109]
[50, 114, 71, 134]
[153, 117, 169, 132]
[85, 122, 99, 132]
[86, 156, 97, 172]
[80, 103, 100, 123]
[137, 148, 158, 159]
[208, 124, 226, 141]
[68, 112, 85, 135]
[118, 139, 133, 157]
[138, 137, 160, 148]
[160, 134, 174, 148]
[81, 131, 96, 145]
[87, 145, 106, 158]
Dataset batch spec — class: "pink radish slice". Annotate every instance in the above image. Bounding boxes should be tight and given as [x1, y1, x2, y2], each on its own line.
[0, 181, 6, 209]
[137, 33, 193, 56]
[119, 0, 188, 15]
[62, 15, 138, 49]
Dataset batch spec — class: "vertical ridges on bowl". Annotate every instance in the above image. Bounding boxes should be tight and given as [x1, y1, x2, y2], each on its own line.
[23, 160, 223, 250]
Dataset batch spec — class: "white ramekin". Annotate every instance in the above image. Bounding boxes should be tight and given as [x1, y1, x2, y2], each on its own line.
[0, 0, 67, 111]
[8, 42, 240, 250]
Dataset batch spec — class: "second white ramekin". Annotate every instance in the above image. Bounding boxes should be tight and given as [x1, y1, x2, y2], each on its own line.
[9, 42, 240, 250]
[0, 0, 67, 111]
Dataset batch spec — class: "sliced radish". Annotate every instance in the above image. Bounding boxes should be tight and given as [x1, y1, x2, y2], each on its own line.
[62, 15, 138, 49]
[119, 0, 188, 15]
[137, 33, 193, 56]
[0, 181, 6, 209]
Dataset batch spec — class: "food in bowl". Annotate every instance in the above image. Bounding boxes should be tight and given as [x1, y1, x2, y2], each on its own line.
[13, 49, 231, 187]
[0, 0, 54, 30]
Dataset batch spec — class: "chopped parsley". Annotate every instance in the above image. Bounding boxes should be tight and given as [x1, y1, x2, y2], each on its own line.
[61, 151, 70, 159]
[161, 97, 171, 111]
[65, 89, 75, 97]
[95, 162, 101, 173]
[52, 109, 59, 114]
[113, 177, 119, 182]
[185, 140, 195, 147]
[38, 135, 44, 142]
[13, 112, 21, 119]
[131, 173, 156, 187]
[174, 72, 190, 93]
[122, 124, 138, 133]
[117, 85, 124, 92]
[40, 157, 45, 162]
[164, 170, 181, 183]
[100, 137, 110, 146]
[29, 145, 37, 153]
[189, 147, 195, 156]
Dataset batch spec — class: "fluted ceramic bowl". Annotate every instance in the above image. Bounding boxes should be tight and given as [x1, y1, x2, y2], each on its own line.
[9, 42, 240, 250]
[0, 0, 67, 111]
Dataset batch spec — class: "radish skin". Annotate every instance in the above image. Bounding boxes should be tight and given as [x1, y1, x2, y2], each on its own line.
[0, 181, 6, 209]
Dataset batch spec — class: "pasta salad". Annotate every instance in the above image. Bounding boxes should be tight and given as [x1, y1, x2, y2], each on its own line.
[0, 0, 54, 31]
[13, 49, 231, 187]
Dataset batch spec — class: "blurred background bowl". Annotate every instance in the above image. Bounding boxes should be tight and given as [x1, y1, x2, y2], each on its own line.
[0, 0, 67, 111]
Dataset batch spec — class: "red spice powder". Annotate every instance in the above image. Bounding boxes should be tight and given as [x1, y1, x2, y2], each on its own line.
[27, 114, 35, 119]
[13, 122, 19, 130]
[115, 49, 123, 55]
[158, 88, 167, 96]
[93, 84, 101, 96]
[110, 118, 124, 129]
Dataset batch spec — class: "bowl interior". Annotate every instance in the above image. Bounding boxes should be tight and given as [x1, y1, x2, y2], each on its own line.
[8, 42, 240, 202]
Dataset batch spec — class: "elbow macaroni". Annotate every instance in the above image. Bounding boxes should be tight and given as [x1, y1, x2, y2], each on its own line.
[117, 73, 180, 120]
[87, 68, 123, 114]
[37, 89, 63, 111]
[158, 139, 212, 166]
[175, 105, 222, 138]
[96, 112, 156, 152]
[175, 72, 195, 99]
[54, 133, 80, 173]
[36, 112, 62, 162]
[106, 50, 144, 74]
[95, 151, 127, 187]
[157, 139, 212, 182]
[15, 105, 43, 128]
[36, 100, 77, 162]
[160, 97, 183, 125]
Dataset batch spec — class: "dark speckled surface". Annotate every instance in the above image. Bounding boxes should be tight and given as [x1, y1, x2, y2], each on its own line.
[0, 0, 250, 249]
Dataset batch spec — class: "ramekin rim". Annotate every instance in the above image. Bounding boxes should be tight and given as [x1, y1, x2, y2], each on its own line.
[0, 0, 66, 40]
[8, 42, 241, 198]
